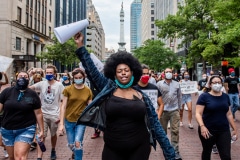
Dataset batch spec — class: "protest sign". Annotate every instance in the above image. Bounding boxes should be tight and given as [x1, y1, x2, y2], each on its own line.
[141, 90, 158, 110]
[0, 55, 14, 72]
[180, 81, 198, 94]
[79, 53, 104, 72]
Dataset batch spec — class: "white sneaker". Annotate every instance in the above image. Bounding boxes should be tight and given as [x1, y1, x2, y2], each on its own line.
[4, 150, 9, 158]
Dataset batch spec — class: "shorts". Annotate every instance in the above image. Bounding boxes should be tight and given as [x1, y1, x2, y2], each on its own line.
[1, 124, 36, 146]
[182, 94, 192, 104]
[42, 114, 59, 137]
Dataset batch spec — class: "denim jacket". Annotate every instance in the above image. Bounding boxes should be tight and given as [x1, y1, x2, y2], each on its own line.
[75, 47, 175, 159]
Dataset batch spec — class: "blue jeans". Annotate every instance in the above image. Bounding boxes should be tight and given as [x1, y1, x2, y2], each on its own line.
[65, 119, 86, 160]
[1, 124, 36, 146]
[228, 93, 239, 118]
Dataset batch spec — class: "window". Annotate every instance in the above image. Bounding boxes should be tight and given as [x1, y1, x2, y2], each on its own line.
[25, 12, 28, 26]
[151, 24, 154, 28]
[49, 26, 51, 38]
[49, 10, 51, 22]
[26, 0, 29, 5]
[151, 3, 154, 8]
[35, 0, 37, 11]
[34, 18, 37, 29]
[151, 31, 154, 35]
[30, 15, 32, 28]
[50, 0, 52, 5]
[151, 17, 154, 21]
[17, 7, 22, 23]
[16, 37, 21, 51]
[151, 10, 154, 15]
[38, 20, 40, 31]
[30, 0, 33, 7]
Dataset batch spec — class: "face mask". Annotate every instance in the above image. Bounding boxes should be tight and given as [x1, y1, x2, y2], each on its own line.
[165, 73, 172, 80]
[46, 74, 54, 81]
[115, 76, 134, 89]
[74, 78, 84, 85]
[184, 75, 189, 79]
[62, 76, 68, 81]
[202, 76, 207, 80]
[16, 77, 29, 90]
[140, 75, 150, 84]
[211, 83, 222, 92]
[230, 72, 235, 77]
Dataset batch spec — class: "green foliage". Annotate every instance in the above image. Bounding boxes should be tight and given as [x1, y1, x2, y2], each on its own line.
[36, 36, 79, 67]
[133, 40, 181, 71]
[155, 0, 240, 68]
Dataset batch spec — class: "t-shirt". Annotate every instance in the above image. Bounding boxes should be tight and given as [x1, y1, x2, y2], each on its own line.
[135, 83, 162, 110]
[62, 84, 93, 122]
[198, 79, 207, 90]
[225, 77, 239, 94]
[196, 92, 230, 132]
[0, 87, 41, 130]
[33, 81, 64, 116]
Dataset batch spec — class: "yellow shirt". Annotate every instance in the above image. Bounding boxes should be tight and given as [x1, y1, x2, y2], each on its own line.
[62, 84, 93, 122]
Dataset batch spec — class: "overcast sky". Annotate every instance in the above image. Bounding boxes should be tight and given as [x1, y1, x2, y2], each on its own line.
[91, 0, 132, 52]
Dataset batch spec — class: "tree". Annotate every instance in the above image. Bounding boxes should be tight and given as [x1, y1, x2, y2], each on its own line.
[36, 36, 79, 67]
[133, 40, 181, 71]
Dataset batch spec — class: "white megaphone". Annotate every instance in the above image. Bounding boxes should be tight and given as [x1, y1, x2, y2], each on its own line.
[54, 19, 90, 44]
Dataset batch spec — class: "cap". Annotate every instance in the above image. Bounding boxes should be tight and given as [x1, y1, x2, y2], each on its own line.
[228, 68, 234, 74]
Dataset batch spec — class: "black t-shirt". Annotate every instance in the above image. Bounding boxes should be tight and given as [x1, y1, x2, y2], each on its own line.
[196, 92, 230, 132]
[0, 87, 41, 130]
[198, 79, 207, 90]
[225, 77, 239, 94]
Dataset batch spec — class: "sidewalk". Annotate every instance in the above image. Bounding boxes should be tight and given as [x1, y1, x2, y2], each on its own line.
[0, 85, 239, 159]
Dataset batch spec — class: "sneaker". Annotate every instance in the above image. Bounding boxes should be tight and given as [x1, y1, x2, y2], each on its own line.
[175, 152, 182, 160]
[3, 150, 9, 158]
[50, 150, 57, 160]
[91, 132, 100, 139]
[167, 121, 171, 129]
[212, 145, 218, 154]
[30, 142, 37, 151]
[188, 124, 194, 129]
[180, 122, 183, 127]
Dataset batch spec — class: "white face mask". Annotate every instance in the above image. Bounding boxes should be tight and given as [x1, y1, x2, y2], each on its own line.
[165, 72, 172, 80]
[211, 83, 222, 92]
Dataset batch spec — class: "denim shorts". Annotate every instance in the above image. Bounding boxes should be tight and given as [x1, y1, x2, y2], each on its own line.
[182, 94, 192, 104]
[1, 124, 36, 146]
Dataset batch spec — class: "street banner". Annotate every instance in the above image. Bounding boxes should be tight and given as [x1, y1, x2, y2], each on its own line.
[79, 53, 104, 72]
[0, 55, 14, 72]
[180, 81, 198, 94]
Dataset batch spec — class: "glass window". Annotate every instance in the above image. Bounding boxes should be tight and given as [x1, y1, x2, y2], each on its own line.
[17, 7, 22, 23]
[49, 10, 51, 22]
[16, 37, 21, 51]
[49, 26, 51, 38]
[25, 12, 28, 26]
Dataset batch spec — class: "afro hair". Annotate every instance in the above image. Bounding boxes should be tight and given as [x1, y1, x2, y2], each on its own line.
[104, 51, 142, 86]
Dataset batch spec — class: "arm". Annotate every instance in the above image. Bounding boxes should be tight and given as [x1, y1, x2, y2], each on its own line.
[226, 107, 238, 140]
[195, 104, 211, 139]
[59, 96, 68, 133]
[157, 96, 164, 119]
[74, 33, 109, 91]
[0, 103, 3, 113]
[34, 108, 44, 141]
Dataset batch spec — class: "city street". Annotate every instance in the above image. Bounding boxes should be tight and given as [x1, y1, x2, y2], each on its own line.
[0, 85, 239, 159]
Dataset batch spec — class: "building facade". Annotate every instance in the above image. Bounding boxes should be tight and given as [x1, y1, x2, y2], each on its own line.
[0, 0, 55, 78]
[130, 0, 142, 52]
[86, 0, 105, 61]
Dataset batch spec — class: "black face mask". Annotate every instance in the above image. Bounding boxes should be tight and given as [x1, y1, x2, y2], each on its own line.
[15, 77, 29, 90]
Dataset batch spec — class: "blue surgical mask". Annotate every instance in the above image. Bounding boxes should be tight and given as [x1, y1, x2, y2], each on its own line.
[62, 76, 68, 81]
[184, 75, 189, 79]
[74, 78, 84, 84]
[46, 74, 54, 81]
[230, 72, 235, 77]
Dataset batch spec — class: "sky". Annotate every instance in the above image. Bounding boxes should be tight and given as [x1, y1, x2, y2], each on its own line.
[91, 0, 132, 52]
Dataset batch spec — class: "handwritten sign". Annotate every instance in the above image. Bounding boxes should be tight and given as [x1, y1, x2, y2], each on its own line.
[79, 53, 104, 72]
[141, 90, 158, 110]
[0, 55, 14, 72]
[180, 81, 198, 94]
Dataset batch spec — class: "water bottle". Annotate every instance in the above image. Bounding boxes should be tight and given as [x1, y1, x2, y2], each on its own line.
[231, 135, 237, 144]
[36, 135, 46, 152]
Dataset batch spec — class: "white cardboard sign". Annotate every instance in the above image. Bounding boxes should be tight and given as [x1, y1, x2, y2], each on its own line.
[0, 55, 14, 72]
[180, 81, 198, 94]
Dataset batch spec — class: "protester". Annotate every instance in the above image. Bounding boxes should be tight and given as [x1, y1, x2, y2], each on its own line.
[180, 71, 194, 129]
[156, 68, 182, 160]
[61, 71, 71, 87]
[135, 64, 164, 119]
[198, 73, 207, 91]
[0, 71, 44, 160]
[74, 32, 175, 160]
[172, 72, 180, 82]
[195, 76, 238, 160]
[0, 72, 9, 93]
[29, 65, 65, 160]
[224, 68, 240, 121]
[59, 68, 93, 160]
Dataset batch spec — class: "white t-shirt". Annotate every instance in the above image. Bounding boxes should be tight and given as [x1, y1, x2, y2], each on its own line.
[33, 81, 64, 116]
